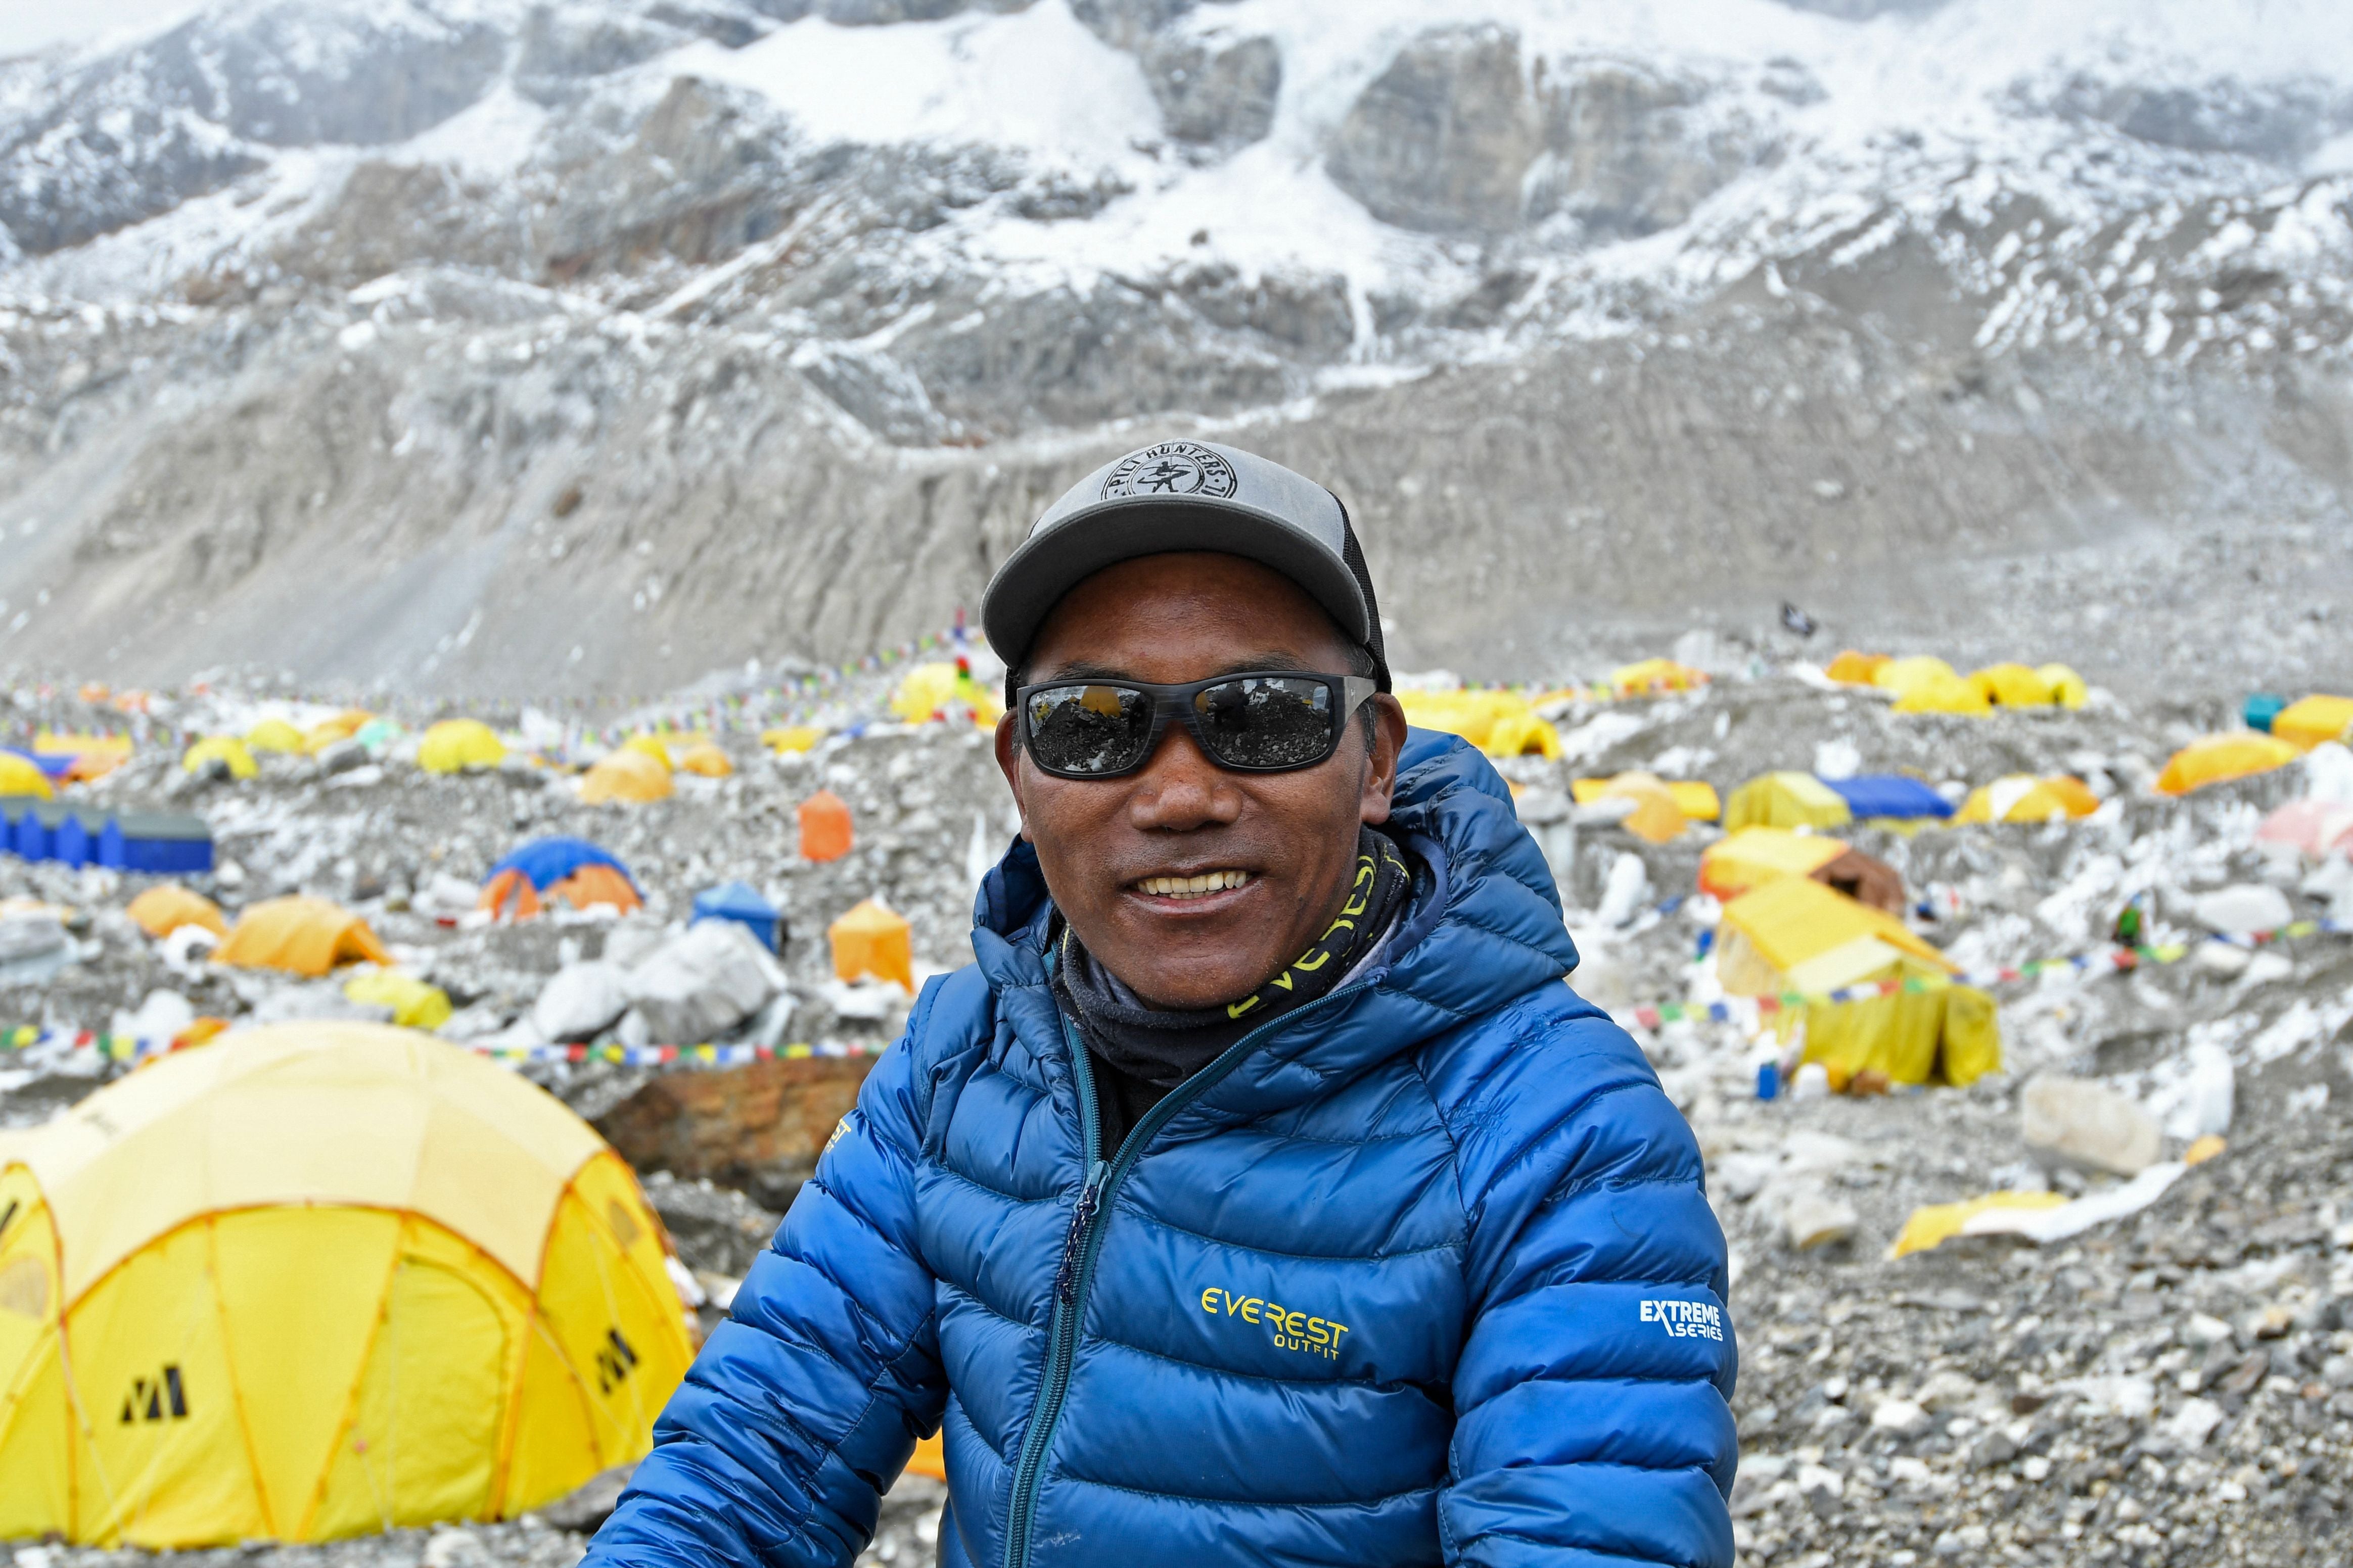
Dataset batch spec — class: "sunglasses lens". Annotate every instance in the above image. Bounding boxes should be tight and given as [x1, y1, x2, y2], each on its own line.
[1026, 683, 1153, 774]
[1193, 677, 1337, 769]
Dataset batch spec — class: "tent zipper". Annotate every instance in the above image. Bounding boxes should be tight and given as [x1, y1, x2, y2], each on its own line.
[999, 986, 1368, 1568]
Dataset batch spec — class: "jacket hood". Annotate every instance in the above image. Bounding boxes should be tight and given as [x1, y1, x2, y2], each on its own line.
[971, 729, 1579, 1127]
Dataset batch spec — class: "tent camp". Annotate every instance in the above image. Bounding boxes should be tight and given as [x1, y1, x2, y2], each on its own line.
[1575, 775, 1720, 824]
[479, 838, 643, 919]
[212, 898, 390, 976]
[580, 751, 673, 805]
[418, 720, 506, 775]
[1955, 775, 2100, 824]
[125, 885, 226, 939]
[1822, 775, 1953, 824]
[1717, 875, 1999, 1087]
[1607, 659, 1707, 698]
[1969, 663, 2054, 707]
[1396, 691, 1560, 758]
[2273, 695, 2353, 752]
[0, 1024, 693, 1546]
[676, 743, 734, 778]
[2156, 734, 2300, 795]
[890, 662, 1005, 727]
[1723, 772, 1853, 833]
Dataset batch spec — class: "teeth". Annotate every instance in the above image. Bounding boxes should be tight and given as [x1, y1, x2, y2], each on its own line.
[1136, 870, 1250, 899]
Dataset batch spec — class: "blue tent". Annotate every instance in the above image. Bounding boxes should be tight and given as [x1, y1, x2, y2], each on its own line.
[1823, 774, 1953, 821]
[487, 836, 638, 892]
[693, 881, 782, 953]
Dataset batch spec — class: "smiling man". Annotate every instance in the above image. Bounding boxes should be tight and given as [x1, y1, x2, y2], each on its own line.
[584, 441, 1737, 1568]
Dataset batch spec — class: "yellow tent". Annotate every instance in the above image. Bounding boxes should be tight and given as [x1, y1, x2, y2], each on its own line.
[0, 752, 54, 799]
[341, 971, 454, 1030]
[1717, 875, 1998, 1087]
[1722, 772, 1852, 833]
[245, 719, 308, 755]
[1825, 650, 1888, 686]
[1698, 827, 1849, 900]
[2038, 663, 2089, 708]
[182, 737, 258, 780]
[1872, 655, 1957, 695]
[1573, 777, 1720, 823]
[1955, 775, 2100, 824]
[581, 750, 674, 805]
[1607, 659, 1708, 698]
[763, 726, 824, 754]
[0, 1023, 692, 1546]
[418, 720, 505, 775]
[1969, 663, 2053, 707]
[126, 886, 227, 939]
[2273, 695, 2353, 751]
[213, 898, 391, 977]
[1890, 673, 1991, 716]
[1564, 772, 1684, 842]
[829, 898, 914, 991]
[622, 735, 676, 771]
[890, 663, 1005, 728]
[2156, 733, 2300, 795]
[303, 711, 373, 752]
[1397, 691, 1561, 759]
[676, 743, 735, 779]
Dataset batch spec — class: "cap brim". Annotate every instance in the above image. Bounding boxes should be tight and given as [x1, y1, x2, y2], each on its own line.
[981, 495, 1372, 666]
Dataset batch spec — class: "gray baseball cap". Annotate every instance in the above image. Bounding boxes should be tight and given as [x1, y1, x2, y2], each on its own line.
[980, 439, 1390, 690]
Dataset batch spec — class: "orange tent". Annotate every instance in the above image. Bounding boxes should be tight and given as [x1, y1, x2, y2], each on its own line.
[126, 885, 227, 939]
[480, 865, 643, 919]
[581, 750, 674, 805]
[1825, 651, 1888, 685]
[799, 791, 854, 862]
[828, 898, 912, 990]
[213, 898, 391, 977]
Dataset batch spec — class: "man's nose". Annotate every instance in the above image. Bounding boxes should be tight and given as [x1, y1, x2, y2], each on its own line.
[1127, 723, 1243, 831]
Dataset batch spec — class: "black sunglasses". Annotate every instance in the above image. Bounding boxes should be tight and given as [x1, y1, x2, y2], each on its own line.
[1016, 671, 1378, 779]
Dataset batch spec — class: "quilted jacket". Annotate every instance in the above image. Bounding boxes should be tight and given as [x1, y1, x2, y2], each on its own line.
[584, 732, 1738, 1568]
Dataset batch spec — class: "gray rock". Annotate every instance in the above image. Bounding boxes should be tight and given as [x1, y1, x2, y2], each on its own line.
[2021, 1073, 2161, 1177]
[1144, 32, 1281, 147]
[539, 1461, 637, 1533]
[1526, 61, 1754, 240]
[1069, 0, 1194, 52]
[1325, 24, 1542, 235]
[625, 917, 786, 1043]
[531, 960, 635, 1042]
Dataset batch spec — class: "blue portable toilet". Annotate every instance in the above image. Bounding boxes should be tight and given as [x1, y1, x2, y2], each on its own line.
[693, 881, 783, 953]
[0, 796, 38, 860]
[53, 809, 107, 868]
[99, 813, 216, 874]
[12, 803, 61, 862]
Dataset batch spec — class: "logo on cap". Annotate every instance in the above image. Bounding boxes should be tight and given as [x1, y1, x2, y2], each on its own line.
[1101, 442, 1239, 502]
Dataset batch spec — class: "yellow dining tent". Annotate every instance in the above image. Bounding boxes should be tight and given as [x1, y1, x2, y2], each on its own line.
[2272, 695, 2353, 751]
[1717, 875, 1999, 1087]
[182, 737, 258, 780]
[830, 898, 914, 991]
[1969, 663, 2054, 708]
[1954, 775, 2101, 824]
[2156, 733, 2300, 795]
[0, 752, 54, 798]
[245, 719, 308, 756]
[1573, 777, 1721, 823]
[0, 1024, 693, 1546]
[1722, 772, 1852, 833]
[580, 750, 674, 805]
[1698, 827, 1850, 900]
[418, 720, 506, 775]
[1398, 691, 1561, 759]
[213, 898, 391, 977]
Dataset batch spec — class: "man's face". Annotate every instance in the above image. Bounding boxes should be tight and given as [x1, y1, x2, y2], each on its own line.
[994, 552, 1409, 1011]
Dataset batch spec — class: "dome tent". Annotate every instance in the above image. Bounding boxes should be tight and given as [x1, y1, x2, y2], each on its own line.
[0, 1024, 693, 1546]
[213, 898, 391, 977]
[417, 720, 506, 775]
[479, 837, 643, 920]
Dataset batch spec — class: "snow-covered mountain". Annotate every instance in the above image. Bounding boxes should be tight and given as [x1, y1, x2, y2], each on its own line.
[2, 0, 2350, 694]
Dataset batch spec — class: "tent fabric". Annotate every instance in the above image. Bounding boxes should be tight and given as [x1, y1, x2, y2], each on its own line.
[1723, 771, 1853, 832]
[1969, 663, 2054, 707]
[1567, 772, 1685, 842]
[245, 719, 307, 755]
[889, 662, 1005, 727]
[126, 885, 227, 939]
[213, 897, 391, 977]
[581, 751, 674, 804]
[827, 897, 912, 990]
[1395, 690, 1561, 758]
[1607, 658, 1708, 698]
[693, 882, 781, 952]
[1698, 827, 1850, 900]
[2273, 695, 2353, 752]
[622, 735, 676, 770]
[418, 720, 506, 775]
[1890, 672, 1992, 715]
[797, 790, 853, 861]
[1574, 777, 1720, 821]
[676, 743, 734, 778]
[182, 737, 257, 780]
[1825, 650, 1888, 685]
[341, 971, 454, 1029]
[0, 752, 54, 799]
[1956, 775, 2100, 824]
[2040, 664, 2089, 708]
[1823, 774, 1953, 821]
[0, 1024, 691, 1546]
[762, 726, 823, 754]
[1718, 873, 1954, 982]
[480, 868, 544, 921]
[2156, 734, 2300, 795]
[488, 837, 637, 894]
[1872, 655, 1960, 696]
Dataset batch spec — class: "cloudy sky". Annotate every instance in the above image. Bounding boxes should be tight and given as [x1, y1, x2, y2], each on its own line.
[0, 0, 195, 56]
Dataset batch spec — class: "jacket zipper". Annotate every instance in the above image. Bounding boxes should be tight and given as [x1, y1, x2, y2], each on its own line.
[999, 987, 1368, 1568]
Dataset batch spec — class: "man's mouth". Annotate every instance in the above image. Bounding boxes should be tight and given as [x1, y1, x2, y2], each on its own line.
[1131, 869, 1252, 900]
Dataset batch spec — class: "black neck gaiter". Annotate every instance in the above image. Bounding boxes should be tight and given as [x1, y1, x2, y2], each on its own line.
[1053, 827, 1413, 1148]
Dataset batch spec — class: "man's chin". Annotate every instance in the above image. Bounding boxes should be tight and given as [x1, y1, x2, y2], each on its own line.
[1098, 905, 1284, 1012]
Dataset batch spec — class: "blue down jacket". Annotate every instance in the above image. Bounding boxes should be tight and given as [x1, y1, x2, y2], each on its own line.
[586, 733, 1736, 1568]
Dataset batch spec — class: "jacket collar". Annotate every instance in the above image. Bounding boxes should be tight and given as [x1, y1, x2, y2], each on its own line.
[971, 730, 1579, 1127]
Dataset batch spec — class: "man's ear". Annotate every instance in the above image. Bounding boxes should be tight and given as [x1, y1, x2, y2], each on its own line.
[1359, 694, 1408, 827]
[992, 713, 1035, 841]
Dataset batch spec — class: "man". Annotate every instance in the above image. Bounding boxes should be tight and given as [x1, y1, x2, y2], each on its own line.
[585, 441, 1737, 1567]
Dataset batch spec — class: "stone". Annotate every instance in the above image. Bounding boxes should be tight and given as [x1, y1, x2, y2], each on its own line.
[2021, 1073, 2161, 1177]
[1870, 1397, 1929, 1435]
[594, 1052, 880, 1211]
[2189, 883, 2293, 935]
[531, 960, 633, 1042]
[1325, 24, 1542, 234]
[624, 918, 786, 1043]
[538, 1462, 638, 1533]
[1783, 1187, 1858, 1251]
[1144, 32, 1281, 147]
[1526, 60, 1749, 240]
[639, 1170, 785, 1277]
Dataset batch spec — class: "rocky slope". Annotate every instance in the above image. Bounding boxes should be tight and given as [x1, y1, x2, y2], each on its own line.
[0, 0, 2349, 694]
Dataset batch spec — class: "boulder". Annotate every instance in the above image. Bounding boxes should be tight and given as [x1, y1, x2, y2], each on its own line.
[1326, 25, 1541, 235]
[2022, 1073, 2161, 1176]
[624, 918, 786, 1043]
[532, 960, 634, 1042]
[1144, 32, 1281, 147]
[1782, 1187, 1858, 1250]
[594, 1053, 882, 1211]
[1068, 0, 1193, 51]
[1527, 61, 1750, 240]
[2190, 882, 2293, 935]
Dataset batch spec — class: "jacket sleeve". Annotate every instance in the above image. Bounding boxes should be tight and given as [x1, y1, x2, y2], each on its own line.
[582, 979, 959, 1568]
[1437, 1002, 1738, 1568]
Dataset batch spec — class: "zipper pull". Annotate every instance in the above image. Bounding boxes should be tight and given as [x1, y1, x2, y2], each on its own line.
[1054, 1160, 1111, 1305]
